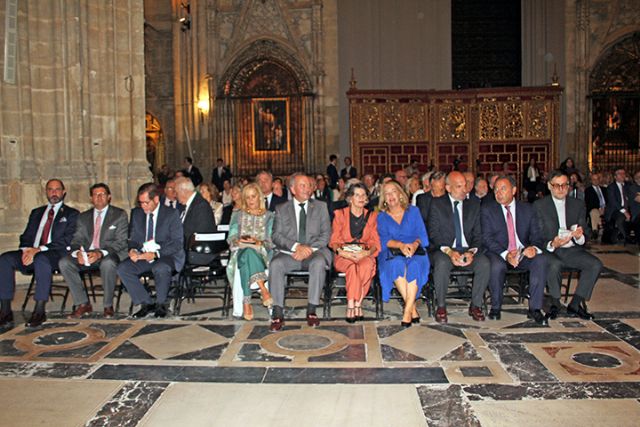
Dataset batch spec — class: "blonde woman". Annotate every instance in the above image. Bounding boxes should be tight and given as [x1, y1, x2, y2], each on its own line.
[377, 180, 430, 327]
[226, 183, 274, 320]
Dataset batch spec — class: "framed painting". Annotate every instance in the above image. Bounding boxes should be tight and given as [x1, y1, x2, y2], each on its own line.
[252, 98, 290, 153]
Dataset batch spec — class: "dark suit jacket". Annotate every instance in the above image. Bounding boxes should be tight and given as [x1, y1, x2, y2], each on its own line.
[534, 195, 589, 247]
[211, 166, 232, 191]
[428, 195, 483, 251]
[184, 166, 203, 187]
[585, 185, 607, 213]
[182, 193, 216, 248]
[605, 182, 629, 221]
[417, 192, 443, 231]
[481, 200, 543, 256]
[267, 193, 287, 212]
[70, 205, 128, 261]
[629, 183, 640, 221]
[326, 163, 339, 189]
[128, 205, 185, 271]
[159, 195, 185, 213]
[340, 166, 357, 180]
[20, 203, 79, 258]
[272, 198, 332, 265]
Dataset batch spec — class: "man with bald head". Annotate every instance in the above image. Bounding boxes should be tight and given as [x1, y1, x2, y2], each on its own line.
[427, 171, 490, 323]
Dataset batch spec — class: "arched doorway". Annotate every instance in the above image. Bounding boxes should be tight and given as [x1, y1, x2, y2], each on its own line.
[589, 32, 640, 174]
[213, 39, 315, 177]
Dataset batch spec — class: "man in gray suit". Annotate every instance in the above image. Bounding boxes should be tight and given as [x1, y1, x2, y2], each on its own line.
[269, 172, 332, 331]
[534, 170, 603, 320]
[59, 183, 128, 318]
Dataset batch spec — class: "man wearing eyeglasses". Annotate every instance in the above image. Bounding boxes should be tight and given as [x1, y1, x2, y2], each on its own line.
[534, 170, 602, 320]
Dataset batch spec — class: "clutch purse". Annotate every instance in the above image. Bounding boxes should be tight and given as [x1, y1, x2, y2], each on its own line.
[389, 246, 426, 257]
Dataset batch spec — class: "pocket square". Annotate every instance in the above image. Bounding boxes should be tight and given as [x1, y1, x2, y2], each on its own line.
[108, 225, 117, 230]
[59, 217, 67, 222]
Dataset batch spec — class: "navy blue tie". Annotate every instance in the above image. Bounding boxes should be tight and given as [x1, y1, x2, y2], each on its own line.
[147, 213, 154, 241]
[453, 201, 463, 250]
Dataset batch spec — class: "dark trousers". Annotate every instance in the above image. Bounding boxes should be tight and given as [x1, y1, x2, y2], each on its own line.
[117, 258, 174, 305]
[0, 250, 60, 302]
[487, 252, 548, 310]
[546, 247, 602, 301]
[431, 251, 490, 308]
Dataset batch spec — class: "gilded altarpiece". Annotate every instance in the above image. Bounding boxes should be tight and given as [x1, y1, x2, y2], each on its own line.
[348, 87, 561, 184]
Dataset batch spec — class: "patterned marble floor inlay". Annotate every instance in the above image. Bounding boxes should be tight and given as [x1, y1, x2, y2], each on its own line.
[0, 242, 638, 425]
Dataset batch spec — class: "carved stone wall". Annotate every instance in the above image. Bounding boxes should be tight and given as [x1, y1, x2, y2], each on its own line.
[0, 0, 149, 254]
[348, 87, 561, 184]
[564, 0, 640, 172]
[167, 0, 338, 178]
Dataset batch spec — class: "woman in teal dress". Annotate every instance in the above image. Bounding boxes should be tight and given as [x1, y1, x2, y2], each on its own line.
[226, 183, 274, 320]
[377, 180, 430, 327]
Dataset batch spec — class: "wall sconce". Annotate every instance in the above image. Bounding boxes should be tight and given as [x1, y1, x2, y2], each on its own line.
[197, 98, 210, 123]
[179, 2, 191, 32]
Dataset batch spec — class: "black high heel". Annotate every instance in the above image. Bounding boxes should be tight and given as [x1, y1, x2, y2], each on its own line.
[354, 304, 364, 321]
[346, 307, 356, 324]
[401, 321, 412, 328]
[411, 316, 421, 324]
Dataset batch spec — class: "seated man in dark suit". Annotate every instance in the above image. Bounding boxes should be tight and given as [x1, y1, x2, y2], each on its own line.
[482, 176, 549, 324]
[428, 171, 490, 323]
[417, 171, 446, 233]
[117, 183, 185, 318]
[174, 177, 216, 246]
[160, 178, 184, 212]
[268, 172, 332, 331]
[257, 170, 287, 212]
[0, 179, 79, 327]
[59, 183, 128, 318]
[584, 172, 607, 239]
[471, 177, 489, 205]
[604, 167, 630, 243]
[534, 170, 602, 320]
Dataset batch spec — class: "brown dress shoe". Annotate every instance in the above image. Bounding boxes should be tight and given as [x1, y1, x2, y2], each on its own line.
[103, 307, 115, 318]
[468, 306, 485, 321]
[26, 311, 47, 328]
[67, 303, 93, 319]
[269, 318, 284, 332]
[435, 307, 448, 324]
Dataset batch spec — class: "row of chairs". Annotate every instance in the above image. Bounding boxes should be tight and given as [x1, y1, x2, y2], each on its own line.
[21, 233, 581, 319]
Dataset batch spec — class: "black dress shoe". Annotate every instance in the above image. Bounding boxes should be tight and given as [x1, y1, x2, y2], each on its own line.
[548, 304, 560, 320]
[567, 303, 594, 320]
[154, 304, 168, 318]
[527, 309, 548, 326]
[488, 309, 501, 320]
[0, 311, 14, 326]
[26, 311, 47, 328]
[132, 304, 154, 319]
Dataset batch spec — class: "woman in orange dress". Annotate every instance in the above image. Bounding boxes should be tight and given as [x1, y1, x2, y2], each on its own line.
[329, 183, 380, 322]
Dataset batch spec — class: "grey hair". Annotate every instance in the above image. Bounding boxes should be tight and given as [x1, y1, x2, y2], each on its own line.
[175, 176, 195, 193]
[288, 172, 307, 188]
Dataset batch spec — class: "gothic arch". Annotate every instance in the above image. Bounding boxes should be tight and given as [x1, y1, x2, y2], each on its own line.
[217, 39, 313, 98]
[589, 32, 640, 94]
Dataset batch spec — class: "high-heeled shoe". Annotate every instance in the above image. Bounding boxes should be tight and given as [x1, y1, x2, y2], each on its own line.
[243, 303, 254, 321]
[400, 320, 412, 328]
[346, 307, 356, 324]
[354, 304, 364, 321]
[411, 315, 421, 324]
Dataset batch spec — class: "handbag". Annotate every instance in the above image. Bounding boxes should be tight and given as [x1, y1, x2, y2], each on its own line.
[388, 245, 426, 258]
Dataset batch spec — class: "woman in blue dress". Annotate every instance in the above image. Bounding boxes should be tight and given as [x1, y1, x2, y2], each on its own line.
[377, 180, 430, 327]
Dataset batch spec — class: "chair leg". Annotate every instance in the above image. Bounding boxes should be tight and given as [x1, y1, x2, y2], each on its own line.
[89, 274, 97, 303]
[60, 288, 70, 314]
[563, 272, 574, 303]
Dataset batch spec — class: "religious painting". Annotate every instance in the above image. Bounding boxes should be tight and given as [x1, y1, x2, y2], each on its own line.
[591, 96, 639, 155]
[252, 98, 289, 152]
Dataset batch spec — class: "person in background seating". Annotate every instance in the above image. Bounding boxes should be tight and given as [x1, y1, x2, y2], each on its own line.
[584, 172, 607, 240]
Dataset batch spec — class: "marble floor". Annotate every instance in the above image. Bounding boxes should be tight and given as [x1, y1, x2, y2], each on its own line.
[0, 244, 638, 426]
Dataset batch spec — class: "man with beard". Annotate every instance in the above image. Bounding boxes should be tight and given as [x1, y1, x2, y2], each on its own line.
[0, 179, 79, 327]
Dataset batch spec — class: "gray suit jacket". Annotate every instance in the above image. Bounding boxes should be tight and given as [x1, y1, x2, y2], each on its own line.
[272, 198, 332, 265]
[70, 205, 129, 261]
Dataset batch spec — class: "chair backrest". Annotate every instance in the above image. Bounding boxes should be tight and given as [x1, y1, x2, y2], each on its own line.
[186, 232, 228, 266]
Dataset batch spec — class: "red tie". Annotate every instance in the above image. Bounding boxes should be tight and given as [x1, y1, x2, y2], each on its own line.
[91, 210, 102, 249]
[40, 207, 55, 246]
[505, 205, 517, 252]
